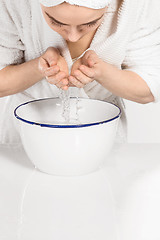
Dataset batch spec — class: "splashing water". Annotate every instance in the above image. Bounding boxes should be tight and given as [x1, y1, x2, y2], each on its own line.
[59, 89, 70, 123]
[58, 89, 81, 125]
[75, 96, 79, 122]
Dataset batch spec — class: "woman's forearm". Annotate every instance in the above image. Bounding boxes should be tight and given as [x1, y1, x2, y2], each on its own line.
[0, 57, 44, 97]
[98, 62, 154, 104]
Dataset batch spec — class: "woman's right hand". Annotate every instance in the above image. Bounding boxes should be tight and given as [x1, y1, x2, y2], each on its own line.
[38, 47, 69, 90]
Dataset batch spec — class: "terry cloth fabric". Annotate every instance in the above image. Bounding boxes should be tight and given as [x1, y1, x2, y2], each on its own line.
[0, 0, 160, 145]
[39, 0, 111, 9]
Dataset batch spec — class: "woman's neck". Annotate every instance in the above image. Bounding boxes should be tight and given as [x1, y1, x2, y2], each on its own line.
[66, 29, 97, 59]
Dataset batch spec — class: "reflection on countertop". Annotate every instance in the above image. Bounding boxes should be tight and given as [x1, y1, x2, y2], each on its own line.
[1, 143, 160, 240]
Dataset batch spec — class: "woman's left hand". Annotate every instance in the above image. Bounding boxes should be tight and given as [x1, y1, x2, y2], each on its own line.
[69, 50, 103, 88]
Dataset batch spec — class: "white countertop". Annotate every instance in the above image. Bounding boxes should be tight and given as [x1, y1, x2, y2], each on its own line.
[1, 143, 160, 240]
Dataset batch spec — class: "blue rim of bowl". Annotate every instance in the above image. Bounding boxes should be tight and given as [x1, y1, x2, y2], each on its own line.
[14, 97, 121, 128]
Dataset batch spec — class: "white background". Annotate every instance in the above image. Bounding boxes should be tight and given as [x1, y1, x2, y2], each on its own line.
[1, 97, 160, 143]
[124, 99, 160, 143]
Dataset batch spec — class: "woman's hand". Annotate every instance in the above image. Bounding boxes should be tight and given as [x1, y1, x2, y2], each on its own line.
[69, 50, 103, 88]
[38, 47, 69, 90]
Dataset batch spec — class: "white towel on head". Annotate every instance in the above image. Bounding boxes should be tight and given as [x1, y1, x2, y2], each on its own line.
[39, 0, 111, 9]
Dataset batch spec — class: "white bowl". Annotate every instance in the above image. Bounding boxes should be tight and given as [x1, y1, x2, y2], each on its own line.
[14, 98, 121, 176]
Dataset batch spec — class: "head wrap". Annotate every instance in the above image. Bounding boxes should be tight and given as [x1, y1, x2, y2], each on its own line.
[39, 0, 111, 9]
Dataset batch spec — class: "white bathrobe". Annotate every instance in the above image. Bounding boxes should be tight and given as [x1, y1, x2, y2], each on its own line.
[0, 0, 160, 145]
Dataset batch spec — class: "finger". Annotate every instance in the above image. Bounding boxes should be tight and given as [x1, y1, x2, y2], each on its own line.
[83, 50, 100, 68]
[46, 71, 67, 85]
[45, 47, 60, 67]
[87, 58, 96, 68]
[56, 78, 69, 88]
[55, 78, 69, 91]
[62, 85, 69, 91]
[82, 50, 96, 65]
[69, 76, 84, 88]
[44, 65, 60, 77]
[73, 69, 93, 85]
[78, 65, 95, 79]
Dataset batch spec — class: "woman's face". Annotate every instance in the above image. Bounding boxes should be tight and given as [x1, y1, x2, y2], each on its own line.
[41, 3, 107, 43]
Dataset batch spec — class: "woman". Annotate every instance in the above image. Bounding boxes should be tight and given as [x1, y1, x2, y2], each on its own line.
[0, 0, 159, 144]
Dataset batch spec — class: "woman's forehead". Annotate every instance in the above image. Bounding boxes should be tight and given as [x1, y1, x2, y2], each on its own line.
[41, 3, 106, 25]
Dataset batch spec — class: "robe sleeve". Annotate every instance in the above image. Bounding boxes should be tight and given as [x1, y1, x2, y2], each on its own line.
[122, 0, 160, 102]
[0, 1, 25, 71]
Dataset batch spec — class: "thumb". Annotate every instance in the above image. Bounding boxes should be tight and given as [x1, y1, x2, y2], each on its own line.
[87, 57, 96, 68]
[38, 57, 49, 72]
[44, 47, 60, 67]
[82, 50, 99, 68]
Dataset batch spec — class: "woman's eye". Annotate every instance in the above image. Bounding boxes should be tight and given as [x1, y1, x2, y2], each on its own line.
[50, 20, 63, 27]
[85, 21, 98, 27]
[50, 19, 98, 28]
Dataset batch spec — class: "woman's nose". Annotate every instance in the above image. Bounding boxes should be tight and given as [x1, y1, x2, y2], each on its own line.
[67, 27, 82, 42]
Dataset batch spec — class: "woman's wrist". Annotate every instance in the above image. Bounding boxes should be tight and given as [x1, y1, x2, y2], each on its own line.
[96, 61, 119, 85]
[33, 57, 45, 81]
